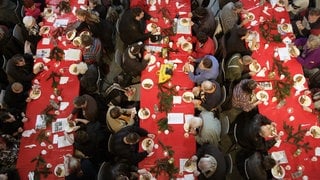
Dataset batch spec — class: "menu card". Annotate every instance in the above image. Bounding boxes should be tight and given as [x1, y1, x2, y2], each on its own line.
[278, 47, 290, 61]
[53, 19, 69, 27]
[271, 150, 288, 164]
[52, 118, 68, 133]
[36, 49, 51, 58]
[35, 115, 47, 129]
[57, 134, 74, 148]
[167, 113, 184, 124]
[64, 49, 81, 61]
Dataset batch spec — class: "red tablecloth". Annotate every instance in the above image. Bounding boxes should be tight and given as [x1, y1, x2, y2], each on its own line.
[131, 0, 197, 179]
[241, 0, 320, 179]
[16, 0, 85, 179]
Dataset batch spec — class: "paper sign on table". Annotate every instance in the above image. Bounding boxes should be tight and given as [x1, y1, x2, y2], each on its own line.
[167, 113, 184, 124]
[278, 47, 290, 61]
[64, 49, 81, 61]
[36, 49, 51, 58]
[59, 76, 69, 84]
[59, 102, 69, 111]
[184, 114, 194, 123]
[177, 22, 191, 34]
[42, 38, 50, 45]
[271, 150, 288, 164]
[179, 158, 188, 172]
[184, 174, 194, 180]
[53, 19, 69, 27]
[173, 96, 182, 104]
[35, 115, 47, 129]
[78, 0, 85, 4]
[315, 147, 320, 156]
[52, 118, 68, 133]
[57, 134, 74, 148]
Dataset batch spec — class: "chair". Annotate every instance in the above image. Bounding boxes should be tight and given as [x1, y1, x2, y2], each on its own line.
[226, 123, 238, 153]
[224, 153, 233, 174]
[220, 114, 230, 137]
[14, 0, 23, 24]
[107, 134, 113, 153]
[212, 35, 219, 54]
[13, 24, 25, 46]
[211, 85, 227, 112]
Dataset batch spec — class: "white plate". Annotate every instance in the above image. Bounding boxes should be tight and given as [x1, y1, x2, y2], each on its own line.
[146, 23, 158, 32]
[138, 108, 151, 119]
[183, 64, 194, 74]
[310, 126, 320, 139]
[65, 121, 76, 133]
[141, 138, 154, 150]
[179, 18, 190, 26]
[293, 74, 306, 85]
[256, 90, 269, 101]
[246, 12, 255, 21]
[298, 95, 311, 107]
[44, 8, 54, 16]
[72, 37, 82, 46]
[141, 79, 154, 89]
[280, 23, 290, 33]
[69, 64, 79, 75]
[249, 62, 261, 72]
[66, 30, 76, 40]
[139, 172, 154, 180]
[54, 164, 65, 177]
[79, 30, 91, 37]
[40, 26, 50, 34]
[184, 159, 197, 172]
[181, 42, 192, 51]
[271, 165, 285, 179]
[29, 89, 41, 100]
[148, 55, 156, 65]
[289, 46, 300, 57]
[182, 92, 194, 103]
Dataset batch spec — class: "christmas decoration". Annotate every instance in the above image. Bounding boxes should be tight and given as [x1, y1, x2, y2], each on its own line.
[259, 17, 282, 43]
[157, 117, 173, 132]
[283, 121, 312, 153]
[46, 72, 62, 89]
[36, 129, 51, 144]
[157, 82, 178, 113]
[30, 154, 51, 180]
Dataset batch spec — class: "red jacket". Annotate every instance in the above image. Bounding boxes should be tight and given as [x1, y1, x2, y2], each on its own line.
[191, 36, 215, 58]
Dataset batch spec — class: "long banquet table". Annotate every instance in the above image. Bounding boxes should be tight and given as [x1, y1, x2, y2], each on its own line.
[16, 0, 85, 179]
[241, 0, 320, 179]
[131, 0, 197, 179]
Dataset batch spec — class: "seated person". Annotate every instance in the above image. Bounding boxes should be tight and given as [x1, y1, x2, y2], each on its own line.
[236, 150, 276, 180]
[292, 8, 320, 38]
[0, 110, 24, 137]
[225, 54, 254, 82]
[184, 111, 221, 147]
[63, 154, 97, 180]
[68, 94, 98, 122]
[232, 79, 262, 112]
[190, 7, 216, 38]
[74, 62, 99, 95]
[0, 168, 20, 180]
[106, 105, 136, 133]
[189, 144, 227, 180]
[192, 80, 222, 111]
[23, 0, 42, 21]
[284, 0, 309, 19]
[22, 16, 46, 54]
[235, 111, 280, 152]
[108, 126, 155, 165]
[3, 82, 30, 113]
[190, 31, 216, 59]
[225, 26, 252, 60]
[80, 34, 102, 65]
[185, 55, 220, 85]
[294, 35, 320, 71]
[121, 41, 149, 79]
[0, 24, 24, 59]
[0, 134, 19, 172]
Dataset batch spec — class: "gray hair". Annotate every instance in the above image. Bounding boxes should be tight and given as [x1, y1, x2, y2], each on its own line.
[201, 80, 216, 92]
[307, 35, 320, 50]
[198, 155, 217, 178]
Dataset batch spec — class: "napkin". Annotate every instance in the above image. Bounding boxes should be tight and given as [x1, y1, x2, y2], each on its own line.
[64, 49, 81, 61]
[35, 115, 47, 129]
[22, 129, 36, 137]
[177, 21, 191, 34]
[173, 96, 182, 104]
[167, 113, 184, 124]
[184, 174, 194, 180]
[53, 19, 69, 27]
[315, 147, 320, 156]
[57, 134, 74, 148]
[28, 171, 34, 180]
[36, 49, 51, 58]
[59, 102, 69, 111]
[278, 47, 290, 61]
[42, 38, 50, 45]
[271, 150, 288, 164]
[59, 76, 69, 84]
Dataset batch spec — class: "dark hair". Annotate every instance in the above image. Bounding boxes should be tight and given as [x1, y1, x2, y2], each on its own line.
[80, 34, 93, 47]
[241, 79, 257, 94]
[11, 54, 24, 65]
[125, 132, 140, 144]
[110, 106, 121, 119]
[237, 27, 248, 37]
[309, 8, 320, 16]
[23, 0, 35, 8]
[202, 57, 213, 68]
[131, 7, 143, 17]
[197, 32, 208, 44]
[75, 130, 89, 144]
[192, 7, 208, 19]
[73, 95, 86, 107]
[0, 111, 10, 123]
[262, 155, 276, 170]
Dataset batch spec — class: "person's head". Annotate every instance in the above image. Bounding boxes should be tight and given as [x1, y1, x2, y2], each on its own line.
[73, 95, 87, 108]
[11, 54, 26, 67]
[253, 114, 274, 138]
[124, 132, 140, 144]
[131, 7, 144, 21]
[75, 130, 89, 144]
[308, 8, 320, 23]
[80, 34, 93, 48]
[129, 41, 144, 55]
[184, 117, 202, 135]
[64, 155, 82, 175]
[75, 8, 100, 23]
[192, 7, 208, 20]
[0, 173, 8, 180]
[242, 55, 253, 65]
[306, 34, 320, 50]
[201, 80, 216, 93]
[0, 111, 15, 123]
[199, 57, 213, 69]
[198, 154, 217, 178]
[110, 106, 122, 119]
[196, 31, 208, 44]
[11, 82, 24, 93]
[232, 1, 243, 13]
[262, 155, 276, 170]
[241, 79, 258, 94]
[23, 0, 35, 9]
[23, 16, 36, 28]
[88, 0, 98, 8]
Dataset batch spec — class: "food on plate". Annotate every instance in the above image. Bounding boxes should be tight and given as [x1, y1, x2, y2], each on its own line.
[68, 121, 75, 128]
[259, 93, 267, 100]
[142, 79, 154, 89]
[181, 18, 188, 24]
[281, 23, 288, 31]
[299, 96, 306, 104]
[182, 92, 194, 103]
[66, 30, 76, 40]
[184, 159, 197, 172]
[145, 139, 153, 148]
[72, 37, 82, 46]
[143, 83, 153, 88]
[247, 13, 255, 21]
[310, 126, 320, 138]
[56, 167, 62, 176]
[289, 46, 300, 57]
[182, 42, 190, 49]
[184, 159, 192, 167]
[141, 108, 150, 117]
[249, 61, 261, 72]
[183, 94, 194, 102]
[295, 76, 303, 83]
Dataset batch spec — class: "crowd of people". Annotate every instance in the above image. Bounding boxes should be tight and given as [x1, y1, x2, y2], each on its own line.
[0, 0, 319, 179]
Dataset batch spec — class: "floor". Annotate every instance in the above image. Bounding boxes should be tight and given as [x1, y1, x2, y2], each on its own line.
[99, 0, 246, 179]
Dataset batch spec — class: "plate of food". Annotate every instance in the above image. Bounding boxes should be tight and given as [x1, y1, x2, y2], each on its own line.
[182, 92, 194, 103]
[180, 18, 190, 26]
[148, 0, 156, 5]
[148, 55, 156, 65]
[181, 42, 192, 52]
[29, 88, 41, 100]
[280, 23, 291, 33]
[310, 126, 320, 138]
[249, 61, 261, 72]
[33, 62, 44, 74]
[246, 12, 255, 21]
[298, 95, 311, 107]
[248, 41, 260, 50]
[146, 23, 158, 32]
[65, 121, 76, 133]
[72, 36, 82, 46]
[141, 79, 154, 89]
[54, 164, 65, 177]
[271, 165, 285, 179]
[184, 159, 197, 172]
[66, 30, 76, 40]
[182, 64, 194, 74]
[69, 64, 79, 75]
[44, 7, 54, 16]
[79, 30, 91, 37]
[138, 108, 151, 120]
[40, 26, 50, 34]
[293, 74, 306, 85]
[141, 138, 154, 151]
[256, 90, 269, 101]
[289, 45, 300, 57]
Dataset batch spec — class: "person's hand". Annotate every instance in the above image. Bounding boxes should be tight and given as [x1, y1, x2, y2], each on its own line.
[192, 99, 202, 106]
[67, 114, 73, 121]
[150, 17, 158, 22]
[188, 56, 195, 62]
[137, 168, 148, 175]
[191, 155, 198, 161]
[22, 117, 28, 122]
[143, 53, 151, 61]
[188, 12, 193, 18]
[147, 134, 155, 139]
[193, 170, 200, 177]
[192, 86, 200, 97]
[26, 97, 32, 102]
[241, 18, 250, 26]
[183, 63, 191, 72]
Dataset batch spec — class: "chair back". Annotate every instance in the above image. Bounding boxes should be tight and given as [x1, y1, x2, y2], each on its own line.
[97, 161, 112, 180]
[13, 24, 25, 45]
[14, 0, 23, 24]
[212, 35, 219, 53]
[107, 134, 113, 153]
[220, 114, 230, 136]
[224, 153, 233, 174]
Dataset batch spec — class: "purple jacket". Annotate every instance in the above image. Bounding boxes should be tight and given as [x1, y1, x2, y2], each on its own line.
[295, 38, 320, 69]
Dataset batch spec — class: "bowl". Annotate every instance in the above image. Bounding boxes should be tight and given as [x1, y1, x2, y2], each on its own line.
[182, 92, 194, 103]
[298, 95, 311, 107]
[249, 62, 261, 72]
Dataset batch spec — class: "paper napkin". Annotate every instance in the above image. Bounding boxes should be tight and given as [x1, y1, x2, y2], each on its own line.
[173, 96, 182, 104]
[42, 38, 50, 45]
[59, 77, 69, 84]
[167, 113, 184, 124]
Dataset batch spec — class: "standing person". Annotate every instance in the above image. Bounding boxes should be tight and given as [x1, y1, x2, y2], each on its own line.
[118, 7, 159, 46]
